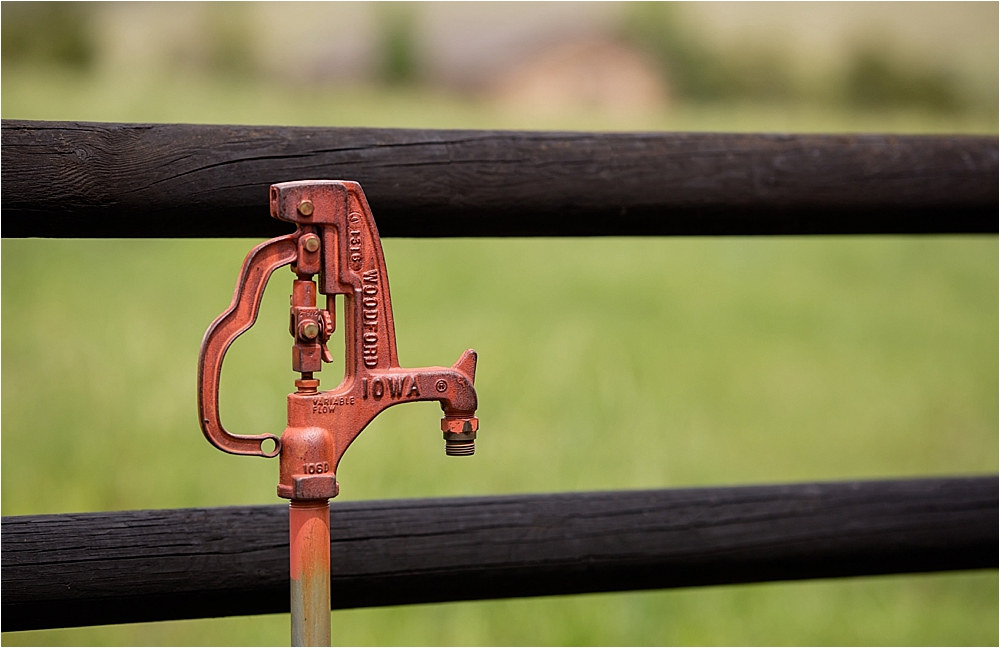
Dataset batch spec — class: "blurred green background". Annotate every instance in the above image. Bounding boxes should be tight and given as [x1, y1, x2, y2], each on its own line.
[2, 2, 997, 646]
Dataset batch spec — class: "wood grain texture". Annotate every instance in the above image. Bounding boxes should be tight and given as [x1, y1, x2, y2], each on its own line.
[2, 120, 996, 238]
[3, 477, 996, 631]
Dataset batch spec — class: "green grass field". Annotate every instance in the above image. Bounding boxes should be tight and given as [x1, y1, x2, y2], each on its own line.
[2, 71, 997, 645]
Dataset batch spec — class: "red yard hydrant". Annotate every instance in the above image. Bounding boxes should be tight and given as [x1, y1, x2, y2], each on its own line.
[197, 180, 479, 646]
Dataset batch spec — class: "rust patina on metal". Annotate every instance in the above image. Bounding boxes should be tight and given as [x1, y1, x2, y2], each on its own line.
[197, 180, 479, 646]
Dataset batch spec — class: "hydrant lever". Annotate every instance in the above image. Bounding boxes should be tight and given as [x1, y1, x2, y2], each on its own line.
[197, 180, 480, 646]
[198, 233, 297, 457]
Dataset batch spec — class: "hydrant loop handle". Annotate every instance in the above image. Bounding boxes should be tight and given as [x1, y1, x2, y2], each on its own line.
[198, 234, 298, 457]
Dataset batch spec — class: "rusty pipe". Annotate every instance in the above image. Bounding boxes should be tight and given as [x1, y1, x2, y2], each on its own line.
[289, 499, 331, 647]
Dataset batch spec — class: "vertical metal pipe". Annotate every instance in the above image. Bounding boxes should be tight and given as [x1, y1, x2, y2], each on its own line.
[289, 499, 331, 647]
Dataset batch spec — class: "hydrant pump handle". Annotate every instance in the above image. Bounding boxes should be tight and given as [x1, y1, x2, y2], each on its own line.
[197, 234, 298, 457]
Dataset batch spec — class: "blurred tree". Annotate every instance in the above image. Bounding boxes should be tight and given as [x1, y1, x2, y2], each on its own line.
[377, 2, 420, 85]
[620, 2, 982, 115]
[724, 47, 797, 102]
[1, 1, 95, 70]
[201, 3, 258, 80]
[620, 3, 795, 103]
[843, 45, 962, 113]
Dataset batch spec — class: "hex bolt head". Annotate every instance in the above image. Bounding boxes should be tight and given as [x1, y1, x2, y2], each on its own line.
[441, 416, 479, 434]
[298, 199, 314, 217]
[302, 234, 320, 253]
[300, 321, 320, 340]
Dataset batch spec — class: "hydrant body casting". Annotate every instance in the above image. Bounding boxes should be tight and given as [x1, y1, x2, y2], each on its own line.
[197, 180, 479, 646]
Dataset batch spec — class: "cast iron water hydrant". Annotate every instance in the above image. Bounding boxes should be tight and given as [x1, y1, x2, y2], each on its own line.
[197, 180, 479, 646]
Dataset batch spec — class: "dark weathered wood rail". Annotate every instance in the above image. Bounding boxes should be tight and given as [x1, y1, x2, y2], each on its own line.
[2, 123, 996, 636]
[3, 476, 996, 631]
[2, 120, 996, 238]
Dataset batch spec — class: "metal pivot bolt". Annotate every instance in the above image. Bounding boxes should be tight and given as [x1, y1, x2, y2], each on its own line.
[299, 321, 320, 340]
[302, 234, 320, 253]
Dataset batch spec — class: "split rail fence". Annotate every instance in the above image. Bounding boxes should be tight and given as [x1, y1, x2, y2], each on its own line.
[2, 120, 998, 632]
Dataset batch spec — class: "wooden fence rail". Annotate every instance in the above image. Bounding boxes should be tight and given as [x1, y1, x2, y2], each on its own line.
[2, 120, 997, 238]
[3, 123, 996, 634]
[3, 477, 996, 631]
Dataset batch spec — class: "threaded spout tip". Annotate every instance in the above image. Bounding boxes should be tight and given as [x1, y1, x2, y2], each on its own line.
[445, 440, 475, 456]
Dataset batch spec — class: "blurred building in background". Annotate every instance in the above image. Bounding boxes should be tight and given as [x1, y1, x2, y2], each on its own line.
[3, 1, 997, 118]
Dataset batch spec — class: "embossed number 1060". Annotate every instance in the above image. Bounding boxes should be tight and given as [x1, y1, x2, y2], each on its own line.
[303, 462, 330, 474]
